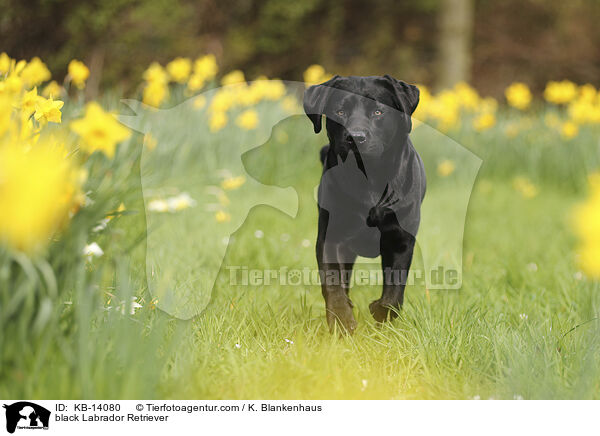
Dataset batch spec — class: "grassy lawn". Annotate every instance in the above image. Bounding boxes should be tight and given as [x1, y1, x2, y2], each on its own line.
[162, 177, 600, 400]
[2, 81, 600, 400]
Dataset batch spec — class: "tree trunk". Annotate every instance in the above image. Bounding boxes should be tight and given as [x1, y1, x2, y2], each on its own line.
[437, 0, 474, 90]
[85, 46, 105, 101]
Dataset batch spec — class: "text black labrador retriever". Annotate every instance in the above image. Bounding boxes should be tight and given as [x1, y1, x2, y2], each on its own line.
[303, 75, 426, 334]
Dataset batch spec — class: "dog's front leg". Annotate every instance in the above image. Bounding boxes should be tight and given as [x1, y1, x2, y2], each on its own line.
[369, 228, 416, 323]
[316, 220, 357, 334]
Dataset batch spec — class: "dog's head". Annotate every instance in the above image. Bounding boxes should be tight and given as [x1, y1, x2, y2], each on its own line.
[303, 75, 419, 157]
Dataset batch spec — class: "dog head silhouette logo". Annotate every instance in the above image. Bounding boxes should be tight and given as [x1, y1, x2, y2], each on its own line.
[3, 402, 50, 434]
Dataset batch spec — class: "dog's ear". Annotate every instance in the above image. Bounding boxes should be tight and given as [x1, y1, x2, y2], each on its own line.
[303, 75, 341, 134]
[379, 75, 420, 116]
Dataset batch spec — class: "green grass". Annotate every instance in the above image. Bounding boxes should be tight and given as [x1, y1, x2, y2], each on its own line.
[2, 95, 600, 400]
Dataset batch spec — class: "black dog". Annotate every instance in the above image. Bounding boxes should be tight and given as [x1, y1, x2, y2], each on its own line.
[303, 75, 426, 334]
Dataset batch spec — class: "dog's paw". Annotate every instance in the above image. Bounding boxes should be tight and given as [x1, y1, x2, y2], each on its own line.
[326, 295, 357, 334]
[369, 299, 400, 323]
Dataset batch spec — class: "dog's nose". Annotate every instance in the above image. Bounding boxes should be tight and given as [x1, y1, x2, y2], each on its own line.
[346, 131, 368, 144]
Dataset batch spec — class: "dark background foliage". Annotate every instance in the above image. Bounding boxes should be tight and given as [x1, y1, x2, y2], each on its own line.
[1, 0, 599, 95]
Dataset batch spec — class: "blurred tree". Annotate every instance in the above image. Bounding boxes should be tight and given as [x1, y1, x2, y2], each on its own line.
[437, 0, 474, 89]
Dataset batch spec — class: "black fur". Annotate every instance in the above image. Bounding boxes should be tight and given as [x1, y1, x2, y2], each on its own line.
[304, 75, 426, 334]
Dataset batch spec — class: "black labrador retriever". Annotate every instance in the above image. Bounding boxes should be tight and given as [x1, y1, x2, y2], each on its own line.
[303, 75, 426, 334]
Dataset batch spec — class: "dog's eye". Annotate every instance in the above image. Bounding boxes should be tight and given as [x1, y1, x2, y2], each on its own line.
[373, 109, 383, 116]
[336, 110, 346, 116]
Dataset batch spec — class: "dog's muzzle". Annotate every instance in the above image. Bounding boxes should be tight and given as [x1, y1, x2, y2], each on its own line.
[345, 130, 369, 144]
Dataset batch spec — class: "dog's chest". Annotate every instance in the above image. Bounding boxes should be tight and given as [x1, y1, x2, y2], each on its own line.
[318, 179, 383, 256]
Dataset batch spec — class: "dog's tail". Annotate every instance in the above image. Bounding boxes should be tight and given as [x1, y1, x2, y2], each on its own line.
[319, 144, 329, 166]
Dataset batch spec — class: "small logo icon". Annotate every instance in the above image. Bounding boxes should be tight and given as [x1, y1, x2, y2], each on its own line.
[3, 402, 50, 434]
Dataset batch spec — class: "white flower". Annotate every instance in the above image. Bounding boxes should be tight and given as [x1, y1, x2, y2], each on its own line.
[83, 242, 104, 257]
[254, 230, 264, 239]
[301, 239, 311, 247]
[92, 218, 110, 232]
[284, 338, 294, 344]
[280, 233, 290, 242]
[361, 379, 368, 391]
[526, 262, 538, 272]
[107, 297, 143, 315]
[147, 199, 169, 212]
[519, 313, 528, 320]
[167, 192, 196, 211]
[235, 343, 241, 349]
[128, 297, 143, 315]
[574, 271, 584, 280]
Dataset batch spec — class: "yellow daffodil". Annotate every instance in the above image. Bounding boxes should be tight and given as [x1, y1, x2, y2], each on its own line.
[262, 79, 286, 100]
[20, 57, 51, 86]
[68, 59, 90, 89]
[303, 64, 332, 85]
[215, 210, 231, 223]
[473, 112, 496, 131]
[210, 89, 236, 112]
[221, 176, 246, 190]
[412, 84, 431, 124]
[167, 57, 192, 83]
[21, 87, 41, 117]
[143, 62, 169, 84]
[3, 73, 23, 95]
[246, 78, 286, 101]
[427, 90, 460, 132]
[70, 102, 131, 158]
[193, 55, 218, 81]
[221, 70, 245, 86]
[0, 95, 13, 136]
[437, 160, 456, 177]
[454, 82, 480, 112]
[143, 80, 169, 107]
[578, 84, 597, 103]
[0, 142, 81, 254]
[560, 121, 578, 139]
[42, 80, 62, 98]
[236, 109, 259, 130]
[13, 59, 27, 75]
[568, 99, 600, 125]
[505, 82, 532, 110]
[187, 73, 206, 92]
[34, 97, 64, 125]
[0, 52, 11, 74]
[209, 111, 228, 132]
[572, 175, 600, 278]
[544, 80, 577, 105]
